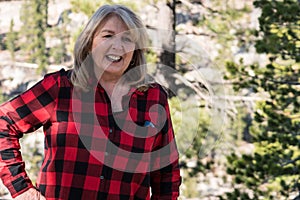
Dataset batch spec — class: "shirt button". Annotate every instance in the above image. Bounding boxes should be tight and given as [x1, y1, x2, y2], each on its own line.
[109, 129, 113, 133]
[105, 152, 109, 156]
[100, 176, 105, 179]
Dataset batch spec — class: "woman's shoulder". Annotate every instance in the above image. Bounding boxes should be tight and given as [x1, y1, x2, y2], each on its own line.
[44, 68, 72, 79]
[43, 68, 73, 86]
[136, 82, 169, 99]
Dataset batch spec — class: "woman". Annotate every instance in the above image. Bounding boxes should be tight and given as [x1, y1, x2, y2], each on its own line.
[0, 4, 181, 200]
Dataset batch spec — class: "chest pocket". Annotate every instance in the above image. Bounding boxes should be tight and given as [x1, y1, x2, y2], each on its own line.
[119, 126, 156, 153]
[108, 90, 160, 153]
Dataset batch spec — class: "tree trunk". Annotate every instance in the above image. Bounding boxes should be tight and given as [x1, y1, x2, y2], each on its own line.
[157, 0, 176, 69]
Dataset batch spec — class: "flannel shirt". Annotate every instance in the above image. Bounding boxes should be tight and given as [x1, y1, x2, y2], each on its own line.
[0, 69, 181, 200]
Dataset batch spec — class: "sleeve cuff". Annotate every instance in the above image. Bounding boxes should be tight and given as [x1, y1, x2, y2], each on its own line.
[7, 175, 34, 198]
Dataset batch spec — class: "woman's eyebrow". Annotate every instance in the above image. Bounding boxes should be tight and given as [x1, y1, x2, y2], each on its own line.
[100, 29, 115, 34]
[123, 32, 131, 36]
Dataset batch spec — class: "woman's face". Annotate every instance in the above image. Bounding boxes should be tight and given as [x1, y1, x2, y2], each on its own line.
[91, 15, 135, 80]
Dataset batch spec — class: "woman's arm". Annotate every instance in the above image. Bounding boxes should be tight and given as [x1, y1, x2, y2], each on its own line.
[0, 72, 59, 198]
[149, 86, 181, 199]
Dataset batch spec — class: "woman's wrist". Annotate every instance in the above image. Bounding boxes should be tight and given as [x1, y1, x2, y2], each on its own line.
[14, 187, 45, 200]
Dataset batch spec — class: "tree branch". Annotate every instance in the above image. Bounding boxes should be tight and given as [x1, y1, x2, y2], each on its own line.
[280, 156, 300, 167]
[266, 79, 300, 85]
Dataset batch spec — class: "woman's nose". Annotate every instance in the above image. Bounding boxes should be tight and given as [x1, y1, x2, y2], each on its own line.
[111, 37, 124, 50]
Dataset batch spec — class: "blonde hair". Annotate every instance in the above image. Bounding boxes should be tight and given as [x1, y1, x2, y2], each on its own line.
[71, 4, 149, 91]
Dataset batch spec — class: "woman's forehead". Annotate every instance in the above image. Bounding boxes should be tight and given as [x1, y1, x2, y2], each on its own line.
[97, 14, 129, 33]
[93, 13, 139, 42]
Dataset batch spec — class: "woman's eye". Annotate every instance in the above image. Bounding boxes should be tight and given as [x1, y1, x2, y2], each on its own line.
[123, 37, 133, 42]
[103, 35, 112, 38]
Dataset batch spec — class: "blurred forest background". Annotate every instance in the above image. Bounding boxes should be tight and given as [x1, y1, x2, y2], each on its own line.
[0, 0, 299, 199]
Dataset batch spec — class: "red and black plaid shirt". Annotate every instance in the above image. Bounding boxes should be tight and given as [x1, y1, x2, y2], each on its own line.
[0, 69, 181, 200]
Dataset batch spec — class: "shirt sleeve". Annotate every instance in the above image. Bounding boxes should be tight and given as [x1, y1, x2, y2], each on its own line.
[150, 86, 181, 199]
[0, 72, 59, 198]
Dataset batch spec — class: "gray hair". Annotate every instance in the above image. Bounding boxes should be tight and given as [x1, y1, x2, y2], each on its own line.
[71, 4, 149, 91]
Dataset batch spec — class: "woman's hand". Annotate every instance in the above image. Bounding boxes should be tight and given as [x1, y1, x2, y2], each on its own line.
[14, 188, 46, 200]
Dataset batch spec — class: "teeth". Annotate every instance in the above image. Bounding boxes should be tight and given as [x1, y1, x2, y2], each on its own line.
[107, 55, 122, 62]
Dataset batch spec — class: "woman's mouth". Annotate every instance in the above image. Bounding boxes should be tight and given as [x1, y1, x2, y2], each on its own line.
[106, 55, 122, 62]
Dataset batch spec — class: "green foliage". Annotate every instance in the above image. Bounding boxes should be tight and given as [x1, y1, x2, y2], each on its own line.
[49, 27, 68, 64]
[0, 34, 5, 51]
[70, 0, 138, 17]
[169, 96, 216, 197]
[20, 133, 44, 185]
[70, 0, 111, 17]
[20, 0, 49, 74]
[145, 49, 158, 65]
[196, 0, 253, 66]
[49, 11, 71, 64]
[0, 88, 8, 105]
[170, 1, 258, 198]
[181, 176, 200, 198]
[68, 26, 84, 57]
[6, 19, 18, 61]
[254, 0, 300, 62]
[223, 0, 300, 199]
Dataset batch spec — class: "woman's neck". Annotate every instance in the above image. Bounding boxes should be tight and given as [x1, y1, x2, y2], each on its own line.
[99, 78, 117, 97]
[99, 76, 130, 113]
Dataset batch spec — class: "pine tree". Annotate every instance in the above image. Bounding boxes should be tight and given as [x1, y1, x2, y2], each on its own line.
[49, 10, 71, 64]
[6, 19, 18, 62]
[223, 0, 300, 199]
[20, 0, 49, 74]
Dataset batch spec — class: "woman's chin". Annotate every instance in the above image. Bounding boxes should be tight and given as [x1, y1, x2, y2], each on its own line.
[97, 67, 127, 79]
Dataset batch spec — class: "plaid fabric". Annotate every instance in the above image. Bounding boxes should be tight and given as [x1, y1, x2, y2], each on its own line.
[0, 69, 181, 200]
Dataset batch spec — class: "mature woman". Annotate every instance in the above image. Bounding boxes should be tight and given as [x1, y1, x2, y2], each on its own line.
[0, 5, 181, 200]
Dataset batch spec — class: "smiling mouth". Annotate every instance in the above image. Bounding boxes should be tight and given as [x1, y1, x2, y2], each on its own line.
[106, 55, 122, 62]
